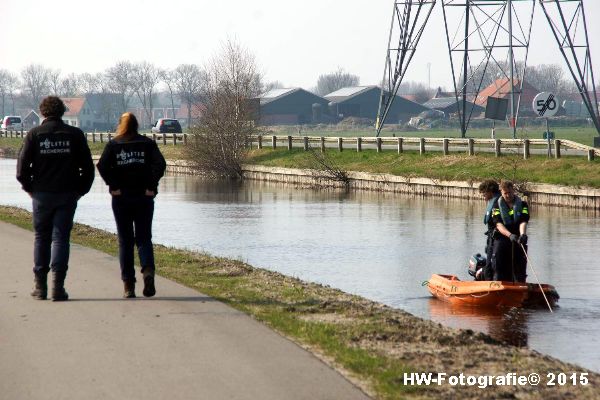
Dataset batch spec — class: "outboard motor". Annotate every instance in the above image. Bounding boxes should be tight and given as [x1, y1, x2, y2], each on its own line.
[468, 253, 487, 280]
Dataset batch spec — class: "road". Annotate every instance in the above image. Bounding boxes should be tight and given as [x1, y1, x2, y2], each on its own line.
[0, 221, 369, 400]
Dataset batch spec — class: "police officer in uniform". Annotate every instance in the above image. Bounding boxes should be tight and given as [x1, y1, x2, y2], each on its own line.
[16, 96, 95, 301]
[97, 112, 166, 298]
[490, 181, 530, 282]
[478, 179, 500, 280]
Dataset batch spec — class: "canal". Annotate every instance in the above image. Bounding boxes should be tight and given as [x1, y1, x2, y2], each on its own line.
[2, 158, 599, 372]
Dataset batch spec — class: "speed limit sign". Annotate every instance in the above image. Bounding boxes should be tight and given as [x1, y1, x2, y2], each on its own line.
[533, 92, 559, 117]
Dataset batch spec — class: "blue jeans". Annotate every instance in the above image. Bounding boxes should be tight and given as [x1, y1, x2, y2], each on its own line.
[32, 192, 78, 275]
[111, 194, 155, 282]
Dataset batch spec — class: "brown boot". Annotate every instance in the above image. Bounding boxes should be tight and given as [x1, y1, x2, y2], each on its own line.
[123, 280, 136, 299]
[31, 273, 48, 300]
[51, 271, 69, 302]
[142, 269, 156, 298]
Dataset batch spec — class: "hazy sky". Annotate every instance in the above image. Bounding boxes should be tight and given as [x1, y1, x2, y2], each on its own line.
[2, 0, 599, 90]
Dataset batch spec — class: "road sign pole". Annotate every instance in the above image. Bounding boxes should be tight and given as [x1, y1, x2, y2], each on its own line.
[546, 117, 552, 158]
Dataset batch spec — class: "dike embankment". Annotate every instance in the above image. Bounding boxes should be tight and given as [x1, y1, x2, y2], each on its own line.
[166, 161, 600, 210]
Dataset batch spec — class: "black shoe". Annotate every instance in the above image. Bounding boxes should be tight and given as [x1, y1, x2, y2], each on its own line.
[51, 271, 69, 301]
[31, 274, 48, 300]
[123, 280, 136, 299]
[51, 288, 69, 302]
[143, 275, 156, 298]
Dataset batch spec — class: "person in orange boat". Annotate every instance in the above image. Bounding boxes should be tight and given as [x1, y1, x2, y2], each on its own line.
[490, 181, 530, 282]
[478, 179, 500, 280]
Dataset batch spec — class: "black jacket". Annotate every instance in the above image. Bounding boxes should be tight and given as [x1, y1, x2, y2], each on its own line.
[97, 133, 166, 195]
[16, 117, 95, 195]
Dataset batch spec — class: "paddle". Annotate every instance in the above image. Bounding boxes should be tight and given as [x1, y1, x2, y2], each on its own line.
[520, 243, 553, 313]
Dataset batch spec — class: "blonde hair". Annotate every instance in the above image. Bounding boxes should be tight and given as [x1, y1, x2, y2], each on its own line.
[115, 112, 138, 139]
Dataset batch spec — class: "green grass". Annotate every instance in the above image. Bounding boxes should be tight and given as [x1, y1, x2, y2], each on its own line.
[0, 137, 185, 160]
[247, 148, 600, 188]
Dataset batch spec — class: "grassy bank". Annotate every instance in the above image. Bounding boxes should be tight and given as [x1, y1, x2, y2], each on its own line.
[247, 148, 600, 188]
[2, 205, 598, 400]
[2, 132, 599, 188]
[265, 126, 599, 145]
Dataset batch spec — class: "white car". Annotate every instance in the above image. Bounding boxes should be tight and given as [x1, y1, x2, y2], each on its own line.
[1, 116, 23, 131]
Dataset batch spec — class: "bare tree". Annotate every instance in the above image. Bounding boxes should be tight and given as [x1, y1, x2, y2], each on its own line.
[398, 81, 435, 103]
[263, 80, 285, 93]
[132, 61, 161, 127]
[61, 73, 81, 97]
[0, 70, 19, 116]
[160, 69, 179, 120]
[315, 68, 360, 96]
[526, 64, 574, 97]
[21, 64, 51, 109]
[185, 39, 262, 178]
[106, 61, 136, 114]
[78, 72, 101, 95]
[48, 69, 62, 95]
[174, 64, 204, 128]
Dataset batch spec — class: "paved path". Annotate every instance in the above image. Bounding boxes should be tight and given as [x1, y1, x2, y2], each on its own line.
[0, 221, 369, 400]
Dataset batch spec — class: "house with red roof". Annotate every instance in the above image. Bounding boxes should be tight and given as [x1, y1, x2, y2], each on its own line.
[474, 78, 539, 115]
[62, 97, 95, 130]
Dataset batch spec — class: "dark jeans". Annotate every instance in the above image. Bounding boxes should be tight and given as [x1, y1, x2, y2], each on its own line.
[491, 237, 527, 282]
[111, 194, 155, 282]
[32, 192, 78, 275]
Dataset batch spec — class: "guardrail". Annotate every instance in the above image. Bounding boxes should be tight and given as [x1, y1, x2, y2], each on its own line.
[248, 135, 599, 162]
[1, 129, 598, 161]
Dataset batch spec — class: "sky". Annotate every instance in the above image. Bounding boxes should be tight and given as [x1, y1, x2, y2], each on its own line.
[2, 0, 599, 91]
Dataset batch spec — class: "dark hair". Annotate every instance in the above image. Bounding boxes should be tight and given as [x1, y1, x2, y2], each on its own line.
[39, 96, 66, 118]
[115, 112, 138, 139]
[478, 179, 499, 194]
[500, 180, 514, 191]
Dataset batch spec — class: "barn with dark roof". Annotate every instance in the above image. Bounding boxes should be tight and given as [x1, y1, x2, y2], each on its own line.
[325, 86, 427, 125]
[259, 88, 331, 125]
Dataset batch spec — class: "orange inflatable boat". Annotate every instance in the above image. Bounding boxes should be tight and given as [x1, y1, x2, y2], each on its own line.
[426, 274, 559, 308]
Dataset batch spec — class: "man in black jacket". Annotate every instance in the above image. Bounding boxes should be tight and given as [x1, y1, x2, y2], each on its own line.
[16, 96, 95, 301]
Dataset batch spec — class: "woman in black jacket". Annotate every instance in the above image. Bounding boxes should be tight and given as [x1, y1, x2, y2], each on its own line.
[97, 112, 166, 298]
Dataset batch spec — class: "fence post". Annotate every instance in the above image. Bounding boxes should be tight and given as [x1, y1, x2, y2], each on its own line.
[588, 149, 595, 162]
[523, 139, 530, 160]
[152, 133, 157, 142]
[555, 139, 561, 159]
[397, 137, 403, 154]
[162, 134, 167, 145]
[287, 135, 293, 151]
[108, 133, 112, 141]
[100, 133, 104, 143]
[337, 137, 343, 152]
[183, 133, 188, 145]
[272, 135, 277, 149]
[303, 136, 309, 151]
[357, 137, 362, 152]
[376, 137, 382, 153]
[92, 132, 96, 143]
[443, 138, 449, 155]
[320, 137, 325, 153]
[258, 135, 263, 149]
[173, 134, 177, 146]
[419, 138, 425, 155]
[468, 138, 474, 156]
[495, 139, 501, 157]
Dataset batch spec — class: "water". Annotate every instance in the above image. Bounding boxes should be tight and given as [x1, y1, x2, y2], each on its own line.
[2, 158, 599, 372]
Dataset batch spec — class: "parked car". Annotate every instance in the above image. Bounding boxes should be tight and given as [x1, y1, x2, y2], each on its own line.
[151, 118, 182, 134]
[1, 116, 23, 131]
